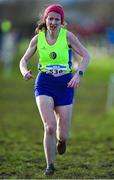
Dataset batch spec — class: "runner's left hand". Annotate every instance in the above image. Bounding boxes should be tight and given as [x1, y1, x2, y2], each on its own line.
[67, 74, 80, 88]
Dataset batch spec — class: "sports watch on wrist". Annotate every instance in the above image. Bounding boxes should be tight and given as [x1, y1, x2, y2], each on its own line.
[77, 70, 84, 77]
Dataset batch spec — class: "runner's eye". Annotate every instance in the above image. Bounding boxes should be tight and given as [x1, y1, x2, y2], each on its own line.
[55, 18, 60, 21]
[49, 17, 54, 21]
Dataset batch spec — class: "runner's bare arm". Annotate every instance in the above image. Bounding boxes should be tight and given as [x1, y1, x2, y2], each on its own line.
[19, 35, 38, 77]
[67, 31, 90, 73]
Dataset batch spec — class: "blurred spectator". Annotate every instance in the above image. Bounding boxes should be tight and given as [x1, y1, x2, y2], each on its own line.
[106, 26, 114, 55]
[0, 19, 17, 78]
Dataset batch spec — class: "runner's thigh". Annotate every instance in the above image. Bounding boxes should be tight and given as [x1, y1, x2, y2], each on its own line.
[36, 95, 56, 128]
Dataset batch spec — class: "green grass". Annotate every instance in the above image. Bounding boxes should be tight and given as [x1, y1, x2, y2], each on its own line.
[0, 50, 114, 179]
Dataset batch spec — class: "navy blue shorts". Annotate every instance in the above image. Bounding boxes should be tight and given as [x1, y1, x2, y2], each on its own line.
[34, 72, 74, 106]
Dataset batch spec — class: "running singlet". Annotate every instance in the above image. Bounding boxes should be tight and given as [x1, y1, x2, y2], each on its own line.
[37, 27, 72, 74]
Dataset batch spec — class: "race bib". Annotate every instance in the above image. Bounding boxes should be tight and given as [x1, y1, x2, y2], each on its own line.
[46, 65, 67, 74]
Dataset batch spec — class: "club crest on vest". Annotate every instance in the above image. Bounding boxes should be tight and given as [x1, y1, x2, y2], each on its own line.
[49, 52, 57, 59]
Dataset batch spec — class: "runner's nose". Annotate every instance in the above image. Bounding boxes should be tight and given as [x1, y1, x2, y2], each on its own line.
[51, 19, 56, 25]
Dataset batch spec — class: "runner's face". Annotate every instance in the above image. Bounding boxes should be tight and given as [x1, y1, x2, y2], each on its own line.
[46, 11, 61, 32]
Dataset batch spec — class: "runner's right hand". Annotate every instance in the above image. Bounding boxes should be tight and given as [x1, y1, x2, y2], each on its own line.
[24, 70, 33, 80]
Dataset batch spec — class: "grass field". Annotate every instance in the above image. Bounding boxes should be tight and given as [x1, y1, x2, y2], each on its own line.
[0, 50, 114, 179]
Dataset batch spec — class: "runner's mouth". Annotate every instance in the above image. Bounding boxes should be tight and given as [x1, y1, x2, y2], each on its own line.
[50, 26, 57, 30]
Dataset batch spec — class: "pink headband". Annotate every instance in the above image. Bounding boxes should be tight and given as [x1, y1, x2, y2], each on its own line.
[43, 4, 64, 24]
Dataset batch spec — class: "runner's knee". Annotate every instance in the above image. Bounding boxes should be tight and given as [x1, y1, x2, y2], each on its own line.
[45, 125, 55, 135]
